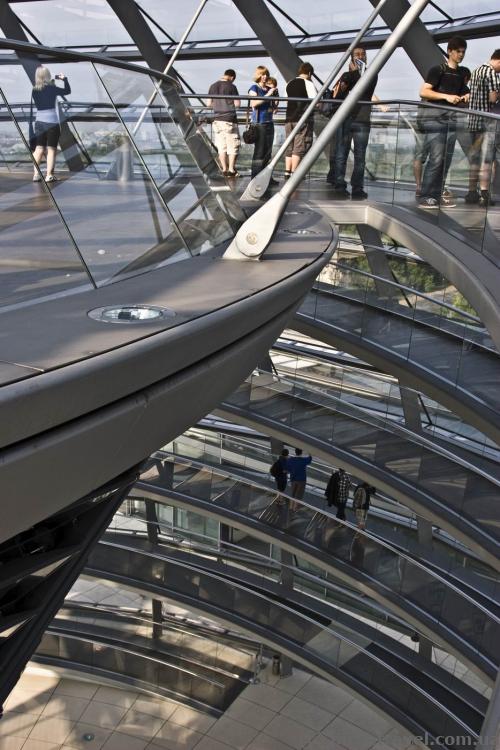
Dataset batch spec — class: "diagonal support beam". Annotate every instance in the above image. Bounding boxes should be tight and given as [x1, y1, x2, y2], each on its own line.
[106, 0, 169, 72]
[225, 0, 431, 260]
[232, 0, 302, 83]
[368, 0, 443, 75]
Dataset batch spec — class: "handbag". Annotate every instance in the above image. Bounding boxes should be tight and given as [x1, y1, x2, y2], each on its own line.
[242, 105, 257, 144]
[28, 96, 36, 151]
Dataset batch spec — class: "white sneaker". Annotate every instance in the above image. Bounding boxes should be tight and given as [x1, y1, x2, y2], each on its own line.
[45, 174, 57, 183]
[33, 174, 41, 182]
[419, 197, 439, 209]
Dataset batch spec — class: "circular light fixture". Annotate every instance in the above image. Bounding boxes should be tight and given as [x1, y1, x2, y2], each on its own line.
[82, 733, 95, 742]
[88, 305, 175, 324]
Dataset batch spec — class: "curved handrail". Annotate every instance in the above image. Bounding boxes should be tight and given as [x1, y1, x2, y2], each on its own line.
[132, 475, 499, 682]
[219, 378, 500, 568]
[250, 367, 500, 489]
[60, 600, 259, 651]
[180, 94, 500, 126]
[112, 495, 499, 657]
[162, 429, 499, 569]
[139, 453, 500, 622]
[104, 512, 423, 627]
[98, 525, 492, 708]
[89, 538, 480, 738]
[0, 38, 180, 87]
[43, 626, 228, 687]
[328, 260, 483, 326]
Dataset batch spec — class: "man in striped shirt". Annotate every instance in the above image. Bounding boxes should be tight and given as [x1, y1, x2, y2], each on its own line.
[467, 51, 500, 206]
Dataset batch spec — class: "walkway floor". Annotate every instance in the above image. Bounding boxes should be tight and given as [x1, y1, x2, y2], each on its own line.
[1, 664, 425, 750]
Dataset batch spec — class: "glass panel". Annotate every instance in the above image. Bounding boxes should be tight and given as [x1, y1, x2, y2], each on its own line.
[15, 0, 135, 47]
[93, 64, 234, 255]
[25, 60, 189, 282]
[0, 91, 92, 309]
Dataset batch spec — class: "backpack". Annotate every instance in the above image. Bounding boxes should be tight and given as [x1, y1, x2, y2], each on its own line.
[270, 460, 281, 478]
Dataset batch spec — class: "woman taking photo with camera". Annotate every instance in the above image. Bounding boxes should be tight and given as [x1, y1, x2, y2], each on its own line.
[31, 66, 71, 182]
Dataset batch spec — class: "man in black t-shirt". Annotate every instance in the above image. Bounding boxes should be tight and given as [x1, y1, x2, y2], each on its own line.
[327, 47, 380, 200]
[418, 36, 469, 209]
[207, 69, 240, 176]
[284, 62, 317, 177]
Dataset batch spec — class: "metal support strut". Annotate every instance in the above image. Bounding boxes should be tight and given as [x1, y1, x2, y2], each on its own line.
[241, 0, 389, 202]
[224, 0, 430, 261]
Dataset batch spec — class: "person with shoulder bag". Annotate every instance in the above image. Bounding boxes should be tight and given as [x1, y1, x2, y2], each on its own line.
[270, 448, 289, 495]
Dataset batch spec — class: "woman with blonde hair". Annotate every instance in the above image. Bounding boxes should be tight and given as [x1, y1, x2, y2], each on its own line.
[248, 65, 278, 181]
[31, 65, 70, 182]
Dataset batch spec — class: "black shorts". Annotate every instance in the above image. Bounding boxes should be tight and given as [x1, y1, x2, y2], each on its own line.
[34, 121, 61, 148]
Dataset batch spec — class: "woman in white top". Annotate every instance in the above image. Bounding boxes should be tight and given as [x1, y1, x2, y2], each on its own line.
[31, 66, 71, 182]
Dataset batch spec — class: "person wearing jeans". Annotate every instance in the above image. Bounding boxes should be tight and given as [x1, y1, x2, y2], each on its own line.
[248, 65, 277, 180]
[251, 122, 275, 178]
[333, 117, 371, 195]
[418, 36, 470, 209]
[328, 47, 380, 200]
[418, 113, 458, 203]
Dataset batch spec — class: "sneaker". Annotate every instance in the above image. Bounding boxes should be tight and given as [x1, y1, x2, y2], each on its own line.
[479, 190, 495, 207]
[464, 190, 480, 204]
[441, 187, 453, 200]
[45, 174, 58, 183]
[351, 189, 368, 200]
[332, 188, 350, 200]
[419, 197, 439, 209]
[269, 177, 279, 186]
[32, 174, 41, 182]
[284, 171, 292, 181]
[440, 195, 456, 208]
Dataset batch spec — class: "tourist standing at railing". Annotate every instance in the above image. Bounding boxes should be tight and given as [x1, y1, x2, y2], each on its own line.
[417, 36, 469, 210]
[248, 66, 278, 182]
[466, 51, 500, 207]
[287, 448, 312, 512]
[325, 467, 352, 521]
[207, 69, 241, 178]
[353, 481, 376, 529]
[284, 62, 317, 180]
[31, 66, 70, 183]
[270, 447, 289, 493]
[325, 58, 356, 186]
[266, 77, 280, 119]
[414, 66, 470, 200]
[326, 47, 382, 201]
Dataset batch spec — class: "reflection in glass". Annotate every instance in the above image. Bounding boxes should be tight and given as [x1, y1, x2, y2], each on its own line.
[0, 93, 92, 309]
